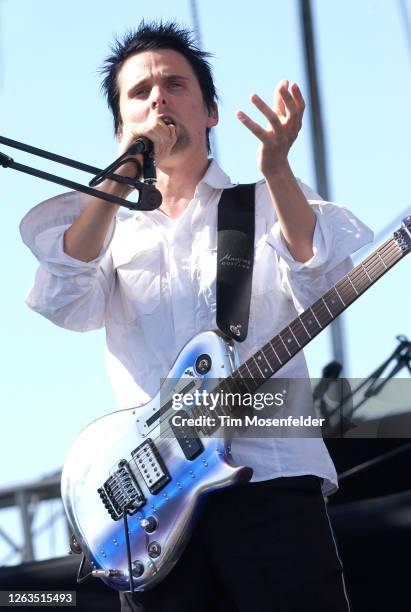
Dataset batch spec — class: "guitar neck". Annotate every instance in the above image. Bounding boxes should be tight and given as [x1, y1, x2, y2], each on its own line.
[229, 222, 411, 391]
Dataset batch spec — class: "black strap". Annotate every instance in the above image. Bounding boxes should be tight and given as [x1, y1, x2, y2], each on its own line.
[216, 183, 255, 342]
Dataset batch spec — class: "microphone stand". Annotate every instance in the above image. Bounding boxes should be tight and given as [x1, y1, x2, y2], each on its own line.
[316, 336, 411, 483]
[315, 335, 411, 437]
[0, 135, 162, 211]
[345, 335, 411, 417]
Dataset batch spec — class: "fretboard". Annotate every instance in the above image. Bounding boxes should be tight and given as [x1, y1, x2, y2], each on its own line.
[192, 219, 411, 433]
[225, 222, 411, 400]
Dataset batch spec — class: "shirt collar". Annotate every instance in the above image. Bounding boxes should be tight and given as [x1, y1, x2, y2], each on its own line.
[199, 158, 235, 190]
[134, 159, 235, 221]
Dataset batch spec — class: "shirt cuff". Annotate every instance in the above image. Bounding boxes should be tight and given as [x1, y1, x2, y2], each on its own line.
[267, 201, 374, 275]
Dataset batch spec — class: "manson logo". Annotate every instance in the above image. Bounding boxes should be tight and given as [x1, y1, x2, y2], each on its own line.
[219, 252, 251, 270]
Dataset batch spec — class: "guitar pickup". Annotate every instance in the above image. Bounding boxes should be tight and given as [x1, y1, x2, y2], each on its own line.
[132, 439, 171, 495]
[169, 410, 204, 460]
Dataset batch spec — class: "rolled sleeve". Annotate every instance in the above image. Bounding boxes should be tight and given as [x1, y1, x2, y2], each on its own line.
[267, 182, 374, 311]
[20, 191, 118, 331]
[20, 191, 115, 271]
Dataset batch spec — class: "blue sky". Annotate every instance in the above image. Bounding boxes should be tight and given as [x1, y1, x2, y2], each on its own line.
[0, 0, 410, 561]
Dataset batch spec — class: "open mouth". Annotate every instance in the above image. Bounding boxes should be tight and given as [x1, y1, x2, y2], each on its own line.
[161, 116, 175, 126]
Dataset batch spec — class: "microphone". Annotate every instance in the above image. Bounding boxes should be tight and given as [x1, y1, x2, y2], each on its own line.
[88, 136, 161, 211]
[89, 137, 154, 189]
[125, 137, 153, 156]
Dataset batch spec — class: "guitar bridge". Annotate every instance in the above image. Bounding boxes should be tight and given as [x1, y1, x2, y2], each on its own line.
[98, 460, 146, 521]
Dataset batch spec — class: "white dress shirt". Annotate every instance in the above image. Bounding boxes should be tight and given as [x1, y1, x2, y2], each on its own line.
[20, 160, 373, 495]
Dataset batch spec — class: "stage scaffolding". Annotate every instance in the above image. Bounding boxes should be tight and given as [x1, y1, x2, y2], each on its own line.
[0, 472, 69, 566]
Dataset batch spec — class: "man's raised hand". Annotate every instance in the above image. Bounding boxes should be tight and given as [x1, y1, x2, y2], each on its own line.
[236, 80, 305, 178]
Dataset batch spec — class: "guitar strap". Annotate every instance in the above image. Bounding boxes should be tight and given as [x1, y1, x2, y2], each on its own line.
[216, 183, 255, 342]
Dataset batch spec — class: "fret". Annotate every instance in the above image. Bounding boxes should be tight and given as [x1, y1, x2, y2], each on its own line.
[350, 267, 369, 294]
[221, 376, 243, 398]
[387, 250, 403, 268]
[324, 288, 345, 317]
[252, 354, 265, 377]
[232, 370, 253, 394]
[235, 366, 250, 381]
[235, 227, 410, 403]
[362, 240, 401, 282]
[365, 257, 385, 281]
[336, 279, 357, 305]
[333, 285, 346, 307]
[230, 378, 251, 399]
[290, 318, 310, 344]
[288, 325, 301, 348]
[312, 299, 333, 326]
[361, 264, 373, 283]
[321, 297, 333, 318]
[257, 349, 274, 376]
[300, 310, 321, 336]
[347, 275, 359, 296]
[268, 341, 284, 365]
[309, 306, 322, 328]
[384, 248, 403, 268]
[279, 334, 292, 357]
[297, 316, 312, 339]
[280, 328, 300, 354]
[240, 373, 261, 393]
[261, 350, 274, 372]
[261, 342, 282, 372]
[381, 249, 398, 268]
[243, 361, 255, 379]
[272, 338, 291, 363]
[289, 325, 301, 347]
[376, 239, 398, 266]
[220, 377, 234, 394]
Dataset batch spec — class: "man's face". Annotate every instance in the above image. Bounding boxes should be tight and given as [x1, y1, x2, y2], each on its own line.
[117, 49, 217, 157]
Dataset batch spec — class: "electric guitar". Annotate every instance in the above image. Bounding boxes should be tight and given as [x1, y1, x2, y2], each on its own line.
[61, 216, 411, 592]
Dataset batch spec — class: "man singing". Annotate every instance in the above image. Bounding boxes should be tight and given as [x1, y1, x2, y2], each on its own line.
[21, 21, 372, 611]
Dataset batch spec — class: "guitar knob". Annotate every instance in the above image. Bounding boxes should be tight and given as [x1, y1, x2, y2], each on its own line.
[132, 561, 144, 577]
[148, 541, 161, 558]
[140, 516, 158, 533]
[195, 354, 212, 374]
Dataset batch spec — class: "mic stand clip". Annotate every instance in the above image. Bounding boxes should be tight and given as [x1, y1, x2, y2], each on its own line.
[0, 135, 162, 212]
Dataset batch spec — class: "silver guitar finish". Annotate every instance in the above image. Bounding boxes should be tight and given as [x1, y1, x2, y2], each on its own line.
[61, 330, 252, 592]
[61, 217, 411, 592]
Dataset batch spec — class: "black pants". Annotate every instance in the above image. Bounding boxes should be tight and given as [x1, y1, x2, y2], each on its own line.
[120, 476, 350, 612]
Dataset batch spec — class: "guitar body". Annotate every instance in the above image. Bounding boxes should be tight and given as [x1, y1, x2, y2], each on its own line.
[62, 215, 411, 593]
[61, 330, 253, 591]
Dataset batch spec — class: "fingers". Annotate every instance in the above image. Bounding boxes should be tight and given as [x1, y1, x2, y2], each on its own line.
[277, 81, 298, 120]
[236, 110, 268, 141]
[272, 80, 305, 129]
[236, 81, 305, 141]
[274, 84, 287, 118]
[119, 118, 177, 159]
[290, 82, 305, 114]
[250, 93, 282, 131]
